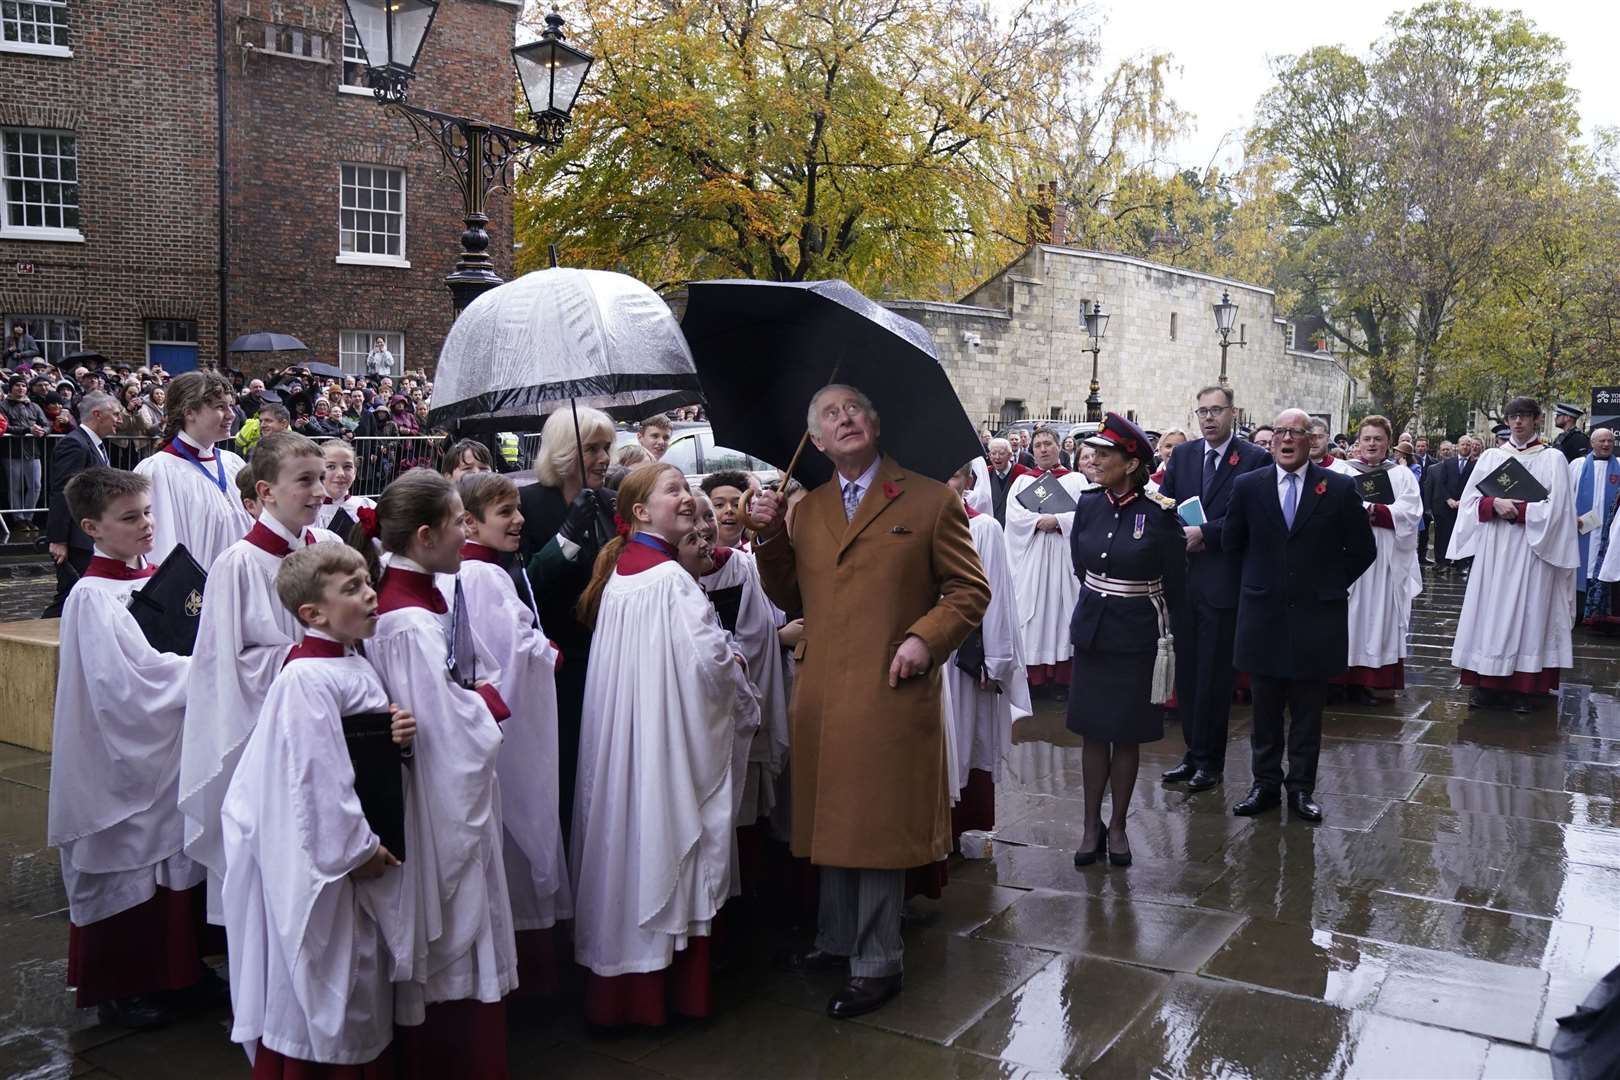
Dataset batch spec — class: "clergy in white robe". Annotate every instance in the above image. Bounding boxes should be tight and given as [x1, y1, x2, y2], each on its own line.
[699, 546, 791, 827]
[1339, 434, 1423, 693]
[452, 541, 573, 996]
[571, 531, 746, 1027]
[943, 501, 1031, 836]
[1449, 408, 1578, 704]
[1571, 434, 1620, 626]
[222, 635, 416, 1071]
[134, 431, 251, 570]
[180, 513, 340, 923]
[1004, 467, 1091, 691]
[48, 551, 210, 1011]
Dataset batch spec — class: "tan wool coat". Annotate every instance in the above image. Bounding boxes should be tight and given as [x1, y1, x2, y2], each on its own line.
[756, 454, 990, 869]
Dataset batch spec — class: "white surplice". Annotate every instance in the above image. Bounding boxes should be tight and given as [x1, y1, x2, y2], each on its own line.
[1601, 507, 1620, 584]
[571, 556, 744, 977]
[48, 569, 203, 925]
[1449, 443, 1578, 676]
[965, 457, 994, 516]
[368, 564, 516, 1005]
[944, 510, 1032, 796]
[1004, 471, 1091, 667]
[451, 558, 572, 932]
[315, 494, 376, 533]
[134, 437, 252, 570]
[700, 547, 790, 826]
[222, 649, 417, 1065]
[180, 519, 340, 923]
[1345, 461, 1424, 670]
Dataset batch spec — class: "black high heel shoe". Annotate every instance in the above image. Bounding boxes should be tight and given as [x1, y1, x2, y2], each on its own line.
[1073, 825, 1108, 867]
[1107, 828, 1132, 867]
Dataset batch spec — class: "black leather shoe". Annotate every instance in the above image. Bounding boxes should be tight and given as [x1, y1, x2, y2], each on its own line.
[1073, 825, 1107, 867]
[1289, 791, 1324, 823]
[1232, 786, 1281, 817]
[1162, 762, 1197, 784]
[776, 947, 849, 974]
[827, 974, 903, 1019]
[1186, 769, 1223, 792]
[97, 994, 175, 1030]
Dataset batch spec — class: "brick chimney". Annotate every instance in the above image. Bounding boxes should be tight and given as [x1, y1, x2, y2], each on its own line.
[1027, 180, 1069, 246]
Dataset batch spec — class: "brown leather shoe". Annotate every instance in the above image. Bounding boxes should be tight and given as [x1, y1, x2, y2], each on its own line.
[827, 974, 903, 1019]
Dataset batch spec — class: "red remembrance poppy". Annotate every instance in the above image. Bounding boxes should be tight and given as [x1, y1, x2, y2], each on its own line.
[1314, 481, 1328, 496]
[883, 481, 901, 499]
[1229, 451, 1240, 466]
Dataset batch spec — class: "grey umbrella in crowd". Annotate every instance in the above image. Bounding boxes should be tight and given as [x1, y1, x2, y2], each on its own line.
[226, 332, 309, 355]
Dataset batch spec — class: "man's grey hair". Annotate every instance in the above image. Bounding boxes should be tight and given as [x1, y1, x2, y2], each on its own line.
[79, 391, 119, 417]
[1307, 416, 1331, 435]
[806, 383, 878, 435]
[988, 437, 1011, 453]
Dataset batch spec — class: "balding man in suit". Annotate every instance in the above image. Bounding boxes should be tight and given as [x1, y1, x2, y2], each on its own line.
[44, 391, 122, 617]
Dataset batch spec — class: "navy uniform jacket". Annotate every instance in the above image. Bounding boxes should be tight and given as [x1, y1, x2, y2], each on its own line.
[1068, 488, 1186, 654]
[1158, 436, 1272, 609]
[1225, 462, 1377, 680]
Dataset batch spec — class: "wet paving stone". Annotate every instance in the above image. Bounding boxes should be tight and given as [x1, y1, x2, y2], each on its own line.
[972, 890, 1244, 973]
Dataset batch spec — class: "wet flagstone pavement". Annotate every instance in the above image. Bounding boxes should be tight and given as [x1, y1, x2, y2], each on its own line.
[2, 566, 1617, 1077]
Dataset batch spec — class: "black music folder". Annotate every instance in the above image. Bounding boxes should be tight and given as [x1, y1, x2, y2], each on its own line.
[1015, 474, 1078, 515]
[326, 508, 357, 542]
[1477, 457, 1550, 503]
[707, 584, 744, 635]
[128, 544, 207, 656]
[341, 711, 407, 862]
[1351, 467, 1397, 506]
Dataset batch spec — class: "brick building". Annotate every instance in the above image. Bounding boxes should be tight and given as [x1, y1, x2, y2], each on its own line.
[0, 0, 520, 376]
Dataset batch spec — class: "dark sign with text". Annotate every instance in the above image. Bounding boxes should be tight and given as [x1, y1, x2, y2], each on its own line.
[1594, 387, 1620, 430]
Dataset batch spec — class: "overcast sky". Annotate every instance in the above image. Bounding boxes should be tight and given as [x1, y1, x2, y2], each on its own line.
[1088, 0, 1619, 172]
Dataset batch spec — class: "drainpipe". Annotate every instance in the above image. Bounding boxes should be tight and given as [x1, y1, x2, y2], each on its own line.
[216, 0, 229, 365]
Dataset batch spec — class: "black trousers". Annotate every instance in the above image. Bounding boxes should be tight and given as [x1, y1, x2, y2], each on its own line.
[1433, 510, 1457, 567]
[1249, 675, 1326, 795]
[1171, 599, 1239, 772]
[42, 545, 92, 618]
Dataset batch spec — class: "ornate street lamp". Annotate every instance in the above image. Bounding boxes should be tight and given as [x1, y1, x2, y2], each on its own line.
[343, 2, 593, 310]
[1082, 300, 1109, 423]
[1212, 289, 1243, 387]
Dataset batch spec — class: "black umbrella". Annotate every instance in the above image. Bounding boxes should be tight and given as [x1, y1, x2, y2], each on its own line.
[62, 350, 106, 366]
[681, 279, 980, 487]
[227, 332, 308, 354]
[300, 361, 345, 379]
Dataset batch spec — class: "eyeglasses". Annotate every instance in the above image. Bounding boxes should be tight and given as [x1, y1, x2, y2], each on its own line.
[1273, 427, 1312, 440]
[1193, 406, 1230, 419]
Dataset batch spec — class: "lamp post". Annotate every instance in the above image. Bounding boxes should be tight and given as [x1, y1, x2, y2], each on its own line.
[1082, 300, 1109, 423]
[344, 2, 593, 311]
[1212, 289, 1243, 387]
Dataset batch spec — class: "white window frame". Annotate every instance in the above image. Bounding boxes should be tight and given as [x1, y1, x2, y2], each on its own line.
[145, 318, 198, 363]
[338, 15, 372, 96]
[2, 313, 82, 362]
[0, 0, 71, 58]
[339, 329, 404, 376]
[336, 163, 409, 268]
[1, 126, 84, 242]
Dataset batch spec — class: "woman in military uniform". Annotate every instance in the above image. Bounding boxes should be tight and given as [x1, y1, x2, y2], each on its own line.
[1068, 413, 1186, 867]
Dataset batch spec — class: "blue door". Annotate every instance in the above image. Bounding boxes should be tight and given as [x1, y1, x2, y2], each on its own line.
[148, 343, 199, 373]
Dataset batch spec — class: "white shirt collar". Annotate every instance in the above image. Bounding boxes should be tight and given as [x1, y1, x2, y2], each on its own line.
[84, 426, 105, 452]
[840, 456, 881, 497]
[260, 511, 304, 546]
[1207, 434, 1234, 459]
[1275, 461, 1310, 484]
[303, 627, 348, 649]
[91, 546, 145, 570]
[389, 554, 430, 575]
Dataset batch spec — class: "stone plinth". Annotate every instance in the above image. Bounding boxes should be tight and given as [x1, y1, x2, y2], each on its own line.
[0, 620, 59, 752]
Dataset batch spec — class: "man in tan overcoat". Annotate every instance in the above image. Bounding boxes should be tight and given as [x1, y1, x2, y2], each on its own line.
[751, 383, 989, 1019]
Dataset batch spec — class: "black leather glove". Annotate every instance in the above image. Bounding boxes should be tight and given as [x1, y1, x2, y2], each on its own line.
[557, 488, 600, 547]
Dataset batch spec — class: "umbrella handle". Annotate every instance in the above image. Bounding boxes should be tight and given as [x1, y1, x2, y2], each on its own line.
[775, 360, 839, 493]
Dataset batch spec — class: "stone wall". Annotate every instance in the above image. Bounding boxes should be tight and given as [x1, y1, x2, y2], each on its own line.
[887, 245, 1356, 435]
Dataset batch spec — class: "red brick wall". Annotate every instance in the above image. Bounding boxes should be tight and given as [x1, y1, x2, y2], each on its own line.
[0, 0, 221, 367]
[0, 0, 520, 377]
[224, 0, 519, 377]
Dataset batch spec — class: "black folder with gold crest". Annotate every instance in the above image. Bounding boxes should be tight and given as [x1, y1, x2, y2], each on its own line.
[128, 544, 207, 656]
[327, 508, 357, 543]
[1477, 456, 1550, 503]
[1014, 473, 1078, 515]
[341, 711, 407, 862]
[1351, 467, 1397, 506]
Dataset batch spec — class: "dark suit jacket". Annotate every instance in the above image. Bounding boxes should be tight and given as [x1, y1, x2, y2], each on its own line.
[1158, 436, 1272, 609]
[1427, 456, 1471, 517]
[1225, 463, 1377, 679]
[46, 426, 106, 551]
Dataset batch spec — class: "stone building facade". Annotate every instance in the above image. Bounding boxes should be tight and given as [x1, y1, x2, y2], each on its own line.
[0, 0, 519, 376]
[887, 245, 1357, 437]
